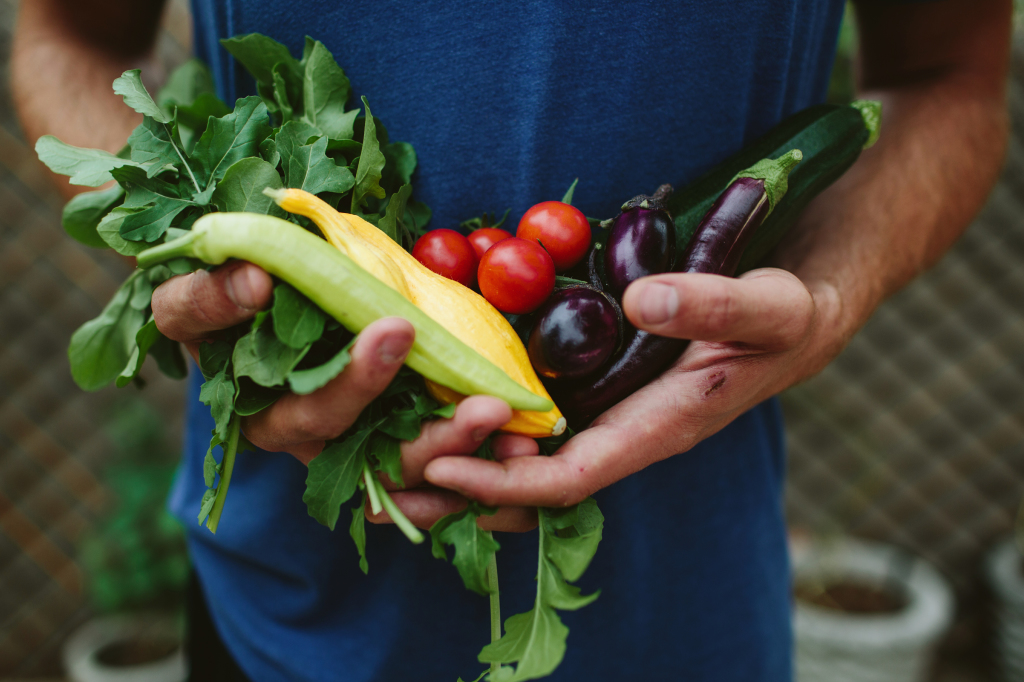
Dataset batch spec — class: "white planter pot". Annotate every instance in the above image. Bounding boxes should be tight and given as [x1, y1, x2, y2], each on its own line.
[62, 614, 187, 682]
[791, 536, 954, 682]
[985, 538, 1024, 681]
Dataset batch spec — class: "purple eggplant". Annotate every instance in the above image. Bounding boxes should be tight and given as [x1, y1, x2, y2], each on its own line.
[554, 150, 802, 428]
[529, 286, 622, 379]
[603, 184, 675, 298]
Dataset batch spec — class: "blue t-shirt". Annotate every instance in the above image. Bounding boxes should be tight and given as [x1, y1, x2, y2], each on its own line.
[169, 2, 844, 680]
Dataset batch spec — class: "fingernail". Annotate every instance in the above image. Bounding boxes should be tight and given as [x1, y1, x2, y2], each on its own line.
[379, 333, 413, 364]
[639, 283, 679, 325]
[226, 266, 259, 310]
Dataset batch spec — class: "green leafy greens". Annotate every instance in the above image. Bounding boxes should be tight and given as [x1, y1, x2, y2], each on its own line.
[39, 34, 603, 682]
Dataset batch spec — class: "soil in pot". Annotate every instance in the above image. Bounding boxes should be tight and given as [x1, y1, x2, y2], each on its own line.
[794, 581, 908, 614]
[95, 636, 180, 667]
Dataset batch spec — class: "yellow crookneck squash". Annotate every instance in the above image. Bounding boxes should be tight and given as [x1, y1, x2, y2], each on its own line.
[267, 188, 566, 438]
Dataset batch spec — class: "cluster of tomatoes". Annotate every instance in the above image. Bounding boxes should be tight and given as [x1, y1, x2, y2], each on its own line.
[412, 201, 591, 314]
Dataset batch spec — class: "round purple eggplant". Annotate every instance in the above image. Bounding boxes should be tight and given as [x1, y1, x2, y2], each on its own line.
[604, 184, 675, 298]
[528, 286, 621, 379]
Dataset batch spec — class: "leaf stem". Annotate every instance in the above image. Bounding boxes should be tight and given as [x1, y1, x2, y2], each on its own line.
[373, 479, 424, 544]
[487, 540, 501, 676]
[164, 122, 201, 194]
[206, 413, 240, 534]
[363, 461, 383, 515]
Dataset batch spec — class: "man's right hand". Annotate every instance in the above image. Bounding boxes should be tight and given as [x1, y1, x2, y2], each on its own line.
[151, 261, 525, 489]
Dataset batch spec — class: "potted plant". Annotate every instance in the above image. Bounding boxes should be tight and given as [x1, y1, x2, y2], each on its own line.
[985, 538, 1024, 681]
[63, 400, 190, 682]
[791, 534, 954, 682]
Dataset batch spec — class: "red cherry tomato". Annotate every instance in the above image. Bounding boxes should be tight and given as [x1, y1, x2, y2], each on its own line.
[412, 229, 478, 288]
[467, 228, 512, 260]
[478, 238, 555, 314]
[516, 201, 591, 272]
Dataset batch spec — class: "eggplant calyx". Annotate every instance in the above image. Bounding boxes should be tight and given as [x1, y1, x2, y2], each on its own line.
[730, 149, 802, 216]
[620, 183, 674, 213]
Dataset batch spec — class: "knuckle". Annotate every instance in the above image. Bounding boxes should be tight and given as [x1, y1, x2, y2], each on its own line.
[700, 288, 737, 337]
[293, 406, 345, 442]
[186, 271, 222, 328]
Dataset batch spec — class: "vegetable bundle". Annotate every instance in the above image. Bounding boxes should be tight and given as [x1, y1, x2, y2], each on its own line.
[37, 32, 880, 682]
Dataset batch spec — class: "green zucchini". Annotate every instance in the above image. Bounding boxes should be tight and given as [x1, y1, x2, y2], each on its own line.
[136, 213, 554, 413]
[667, 100, 880, 272]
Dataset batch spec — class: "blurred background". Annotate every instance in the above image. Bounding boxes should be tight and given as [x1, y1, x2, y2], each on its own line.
[0, 1, 1022, 681]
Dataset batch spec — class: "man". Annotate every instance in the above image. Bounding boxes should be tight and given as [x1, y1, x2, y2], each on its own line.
[14, 1, 1010, 680]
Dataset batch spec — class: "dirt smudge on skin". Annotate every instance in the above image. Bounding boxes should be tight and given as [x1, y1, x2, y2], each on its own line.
[703, 371, 726, 397]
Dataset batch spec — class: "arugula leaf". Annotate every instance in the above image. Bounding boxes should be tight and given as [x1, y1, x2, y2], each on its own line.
[112, 166, 196, 242]
[157, 58, 217, 110]
[304, 428, 373, 530]
[35, 135, 143, 186]
[203, 433, 224, 487]
[116, 317, 161, 388]
[377, 407, 423, 442]
[260, 138, 280, 167]
[430, 503, 500, 596]
[220, 34, 304, 108]
[302, 39, 359, 140]
[192, 97, 272, 188]
[212, 157, 286, 216]
[68, 273, 148, 391]
[404, 200, 433, 237]
[272, 283, 327, 349]
[62, 184, 124, 248]
[377, 183, 411, 244]
[199, 338, 233, 379]
[382, 142, 417, 190]
[351, 97, 387, 211]
[272, 63, 295, 122]
[233, 378, 285, 415]
[233, 316, 310, 387]
[277, 122, 355, 195]
[350, 499, 369, 574]
[127, 115, 185, 172]
[477, 500, 603, 681]
[368, 431, 403, 488]
[542, 498, 603, 581]
[288, 339, 354, 395]
[113, 70, 170, 123]
[97, 208, 150, 255]
[149, 332, 188, 380]
[175, 94, 233, 151]
[200, 368, 236, 441]
[197, 489, 217, 525]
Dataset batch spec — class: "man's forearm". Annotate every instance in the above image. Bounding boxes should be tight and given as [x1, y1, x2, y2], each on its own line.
[12, 0, 166, 197]
[775, 0, 1010, 374]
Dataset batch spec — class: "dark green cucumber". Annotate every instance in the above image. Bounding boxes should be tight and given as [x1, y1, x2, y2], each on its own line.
[666, 100, 880, 273]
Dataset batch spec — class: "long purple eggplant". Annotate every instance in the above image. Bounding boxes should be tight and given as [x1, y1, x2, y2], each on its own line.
[603, 184, 676, 297]
[552, 150, 802, 429]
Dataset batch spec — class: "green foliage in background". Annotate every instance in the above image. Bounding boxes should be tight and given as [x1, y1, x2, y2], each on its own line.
[827, 3, 858, 104]
[79, 399, 189, 614]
